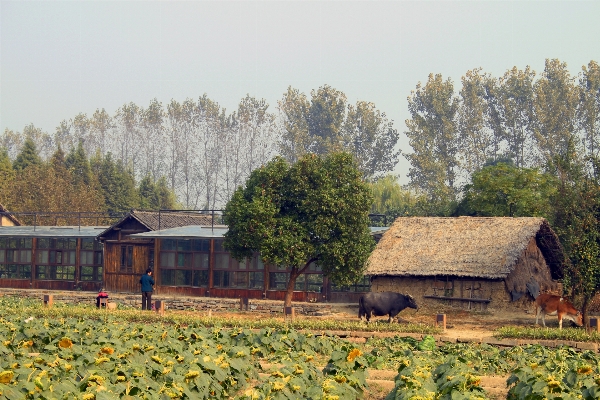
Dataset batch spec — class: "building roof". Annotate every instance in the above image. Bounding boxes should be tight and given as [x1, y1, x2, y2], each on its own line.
[365, 217, 564, 279]
[97, 210, 218, 238]
[129, 225, 389, 240]
[129, 225, 228, 239]
[0, 204, 21, 226]
[0, 226, 108, 238]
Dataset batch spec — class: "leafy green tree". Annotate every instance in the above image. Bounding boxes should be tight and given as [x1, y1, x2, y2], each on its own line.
[369, 175, 422, 221]
[65, 141, 93, 186]
[278, 87, 311, 163]
[548, 145, 600, 318]
[137, 175, 178, 210]
[0, 147, 14, 200]
[12, 137, 42, 171]
[405, 73, 459, 204]
[224, 153, 375, 307]
[456, 162, 556, 218]
[90, 152, 138, 213]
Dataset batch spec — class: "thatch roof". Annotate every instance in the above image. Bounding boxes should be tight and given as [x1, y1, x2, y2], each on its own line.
[366, 217, 564, 280]
[97, 210, 216, 238]
[0, 203, 21, 226]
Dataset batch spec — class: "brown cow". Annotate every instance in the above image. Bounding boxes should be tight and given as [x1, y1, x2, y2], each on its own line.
[535, 293, 583, 329]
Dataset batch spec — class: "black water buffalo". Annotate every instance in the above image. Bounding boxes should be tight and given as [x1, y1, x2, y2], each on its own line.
[358, 292, 418, 323]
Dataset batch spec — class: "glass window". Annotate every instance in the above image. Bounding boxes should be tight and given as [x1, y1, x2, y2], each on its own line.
[177, 240, 191, 252]
[37, 238, 50, 249]
[162, 240, 176, 251]
[214, 254, 230, 269]
[38, 250, 49, 264]
[192, 239, 210, 252]
[177, 253, 192, 268]
[193, 253, 209, 269]
[249, 271, 264, 289]
[269, 272, 289, 290]
[192, 270, 209, 287]
[174, 269, 191, 286]
[160, 253, 175, 268]
[0, 250, 4, 263]
[213, 270, 230, 287]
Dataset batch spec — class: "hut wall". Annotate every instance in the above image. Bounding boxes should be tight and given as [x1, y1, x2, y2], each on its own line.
[504, 237, 559, 296]
[0, 278, 30, 289]
[370, 276, 532, 312]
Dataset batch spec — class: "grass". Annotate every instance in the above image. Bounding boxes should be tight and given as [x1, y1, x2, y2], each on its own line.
[0, 295, 441, 335]
[495, 325, 600, 342]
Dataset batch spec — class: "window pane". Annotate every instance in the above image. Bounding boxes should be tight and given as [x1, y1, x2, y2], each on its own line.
[38, 250, 48, 264]
[213, 271, 230, 287]
[269, 272, 288, 290]
[0, 250, 4, 263]
[214, 254, 230, 269]
[232, 271, 248, 287]
[160, 252, 175, 268]
[214, 240, 224, 251]
[294, 274, 306, 291]
[36, 265, 47, 280]
[256, 256, 264, 270]
[23, 238, 33, 249]
[56, 251, 63, 264]
[162, 240, 176, 251]
[67, 251, 76, 264]
[177, 240, 191, 252]
[161, 269, 175, 285]
[249, 272, 264, 289]
[95, 251, 103, 265]
[175, 269, 191, 286]
[80, 266, 93, 281]
[192, 270, 208, 287]
[177, 253, 192, 268]
[37, 238, 49, 249]
[192, 239, 210, 252]
[193, 253, 209, 269]
[6, 250, 16, 262]
[82, 239, 94, 250]
[306, 274, 323, 292]
[80, 251, 90, 265]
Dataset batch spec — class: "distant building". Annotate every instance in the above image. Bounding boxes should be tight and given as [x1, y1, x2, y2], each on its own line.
[366, 217, 564, 312]
[0, 204, 20, 226]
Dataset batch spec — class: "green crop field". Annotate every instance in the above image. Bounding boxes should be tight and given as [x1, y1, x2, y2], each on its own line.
[1, 296, 600, 399]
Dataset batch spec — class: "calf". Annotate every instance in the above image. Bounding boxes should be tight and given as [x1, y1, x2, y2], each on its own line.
[358, 292, 418, 323]
[535, 293, 583, 329]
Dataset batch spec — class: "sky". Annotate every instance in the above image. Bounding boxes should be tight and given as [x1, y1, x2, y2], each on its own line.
[1, 0, 599, 183]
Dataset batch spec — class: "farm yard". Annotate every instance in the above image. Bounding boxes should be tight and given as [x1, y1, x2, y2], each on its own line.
[2, 296, 600, 399]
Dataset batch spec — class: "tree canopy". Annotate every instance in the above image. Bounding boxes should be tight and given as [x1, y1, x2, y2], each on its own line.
[223, 152, 375, 307]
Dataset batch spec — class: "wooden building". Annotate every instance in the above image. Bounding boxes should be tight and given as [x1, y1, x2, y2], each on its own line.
[99, 211, 383, 302]
[0, 226, 106, 291]
[0, 204, 21, 227]
[97, 211, 216, 293]
[365, 217, 564, 312]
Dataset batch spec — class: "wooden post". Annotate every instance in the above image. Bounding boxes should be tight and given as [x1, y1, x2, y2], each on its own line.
[154, 300, 165, 316]
[435, 313, 446, 330]
[588, 317, 599, 333]
[284, 306, 295, 322]
[240, 298, 249, 311]
[208, 310, 212, 318]
[43, 294, 53, 308]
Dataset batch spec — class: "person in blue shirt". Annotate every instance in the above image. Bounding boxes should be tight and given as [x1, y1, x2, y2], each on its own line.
[140, 268, 155, 310]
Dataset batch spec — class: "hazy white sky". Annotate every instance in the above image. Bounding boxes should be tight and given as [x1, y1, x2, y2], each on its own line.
[1, 1, 599, 181]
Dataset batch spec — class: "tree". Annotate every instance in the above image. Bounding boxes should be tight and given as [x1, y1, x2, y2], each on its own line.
[224, 152, 375, 307]
[90, 153, 138, 213]
[532, 59, 579, 165]
[456, 162, 556, 218]
[13, 137, 42, 171]
[65, 141, 93, 187]
[0, 147, 14, 199]
[405, 73, 460, 204]
[279, 85, 400, 180]
[457, 68, 498, 176]
[343, 101, 400, 180]
[369, 175, 422, 221]
[578, 61, 600, 177]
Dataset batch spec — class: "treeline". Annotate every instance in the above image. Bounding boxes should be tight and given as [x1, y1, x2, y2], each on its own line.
[371, 58, 600, 312]
[0, 141, 177, 224]
[1, 87, 400, 209]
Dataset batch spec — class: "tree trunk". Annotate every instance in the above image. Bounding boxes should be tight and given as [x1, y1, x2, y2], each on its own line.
[284, 268, 300, 308]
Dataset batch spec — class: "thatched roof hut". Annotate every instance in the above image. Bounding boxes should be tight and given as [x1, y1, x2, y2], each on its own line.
[366, 217, 565, 310]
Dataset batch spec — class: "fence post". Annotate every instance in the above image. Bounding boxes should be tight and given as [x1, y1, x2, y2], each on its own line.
[436, 314, 446, 330]
[43, 295, 53, 308]
[154, 300, 165, 316]
[240, 298, 249, 311]
[284, 307, 295, 322]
